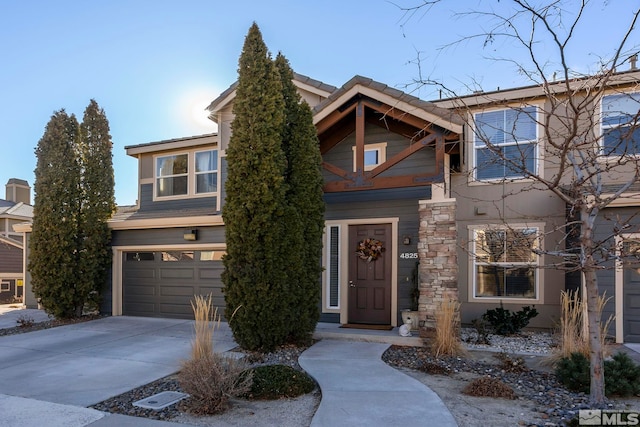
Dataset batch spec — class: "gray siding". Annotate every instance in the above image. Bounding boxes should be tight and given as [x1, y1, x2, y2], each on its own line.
[594, 206, 640, 335]
[138, 183, 218, 213]
[325, 188, 428, 325]
[111, 226, 226, 247]
[0, 244, 22, 273]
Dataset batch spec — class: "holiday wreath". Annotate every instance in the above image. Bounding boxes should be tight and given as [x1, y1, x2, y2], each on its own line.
[356, 238, 385, 262]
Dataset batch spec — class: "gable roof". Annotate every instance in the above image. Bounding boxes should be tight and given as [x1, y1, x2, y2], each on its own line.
[206, 72, 338, 120]
[0, 201, 33, 219]
[312, 75, 464, 135]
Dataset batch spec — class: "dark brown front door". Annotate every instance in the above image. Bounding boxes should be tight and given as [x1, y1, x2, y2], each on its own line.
[348, 224, 392, 324]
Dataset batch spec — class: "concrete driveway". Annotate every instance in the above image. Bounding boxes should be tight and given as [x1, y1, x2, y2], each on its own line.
[0, 316, 236, 407]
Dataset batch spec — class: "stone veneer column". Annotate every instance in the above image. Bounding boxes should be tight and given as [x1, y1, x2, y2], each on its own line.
[418, 198, 458, 335]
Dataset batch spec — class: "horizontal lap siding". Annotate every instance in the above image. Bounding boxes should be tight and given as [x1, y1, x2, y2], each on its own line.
[138, 183, 218, 213]
[594, 206, 640, 337]
[0, 245, 22, 273]
[325, 192, 425, 325]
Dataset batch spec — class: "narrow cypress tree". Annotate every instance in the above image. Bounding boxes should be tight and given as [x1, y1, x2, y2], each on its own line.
[222, 23, 290, 351]
[30, 110, 83, 318]
[275, 53, 325, 343]
[79, 99, 116, 312]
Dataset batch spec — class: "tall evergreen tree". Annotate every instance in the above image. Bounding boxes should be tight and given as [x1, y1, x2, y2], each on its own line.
[222, 23, 290, 351]
[30, 110, 83, 318]
[79, 99, 116, 311]
[275, 53, 325, 343]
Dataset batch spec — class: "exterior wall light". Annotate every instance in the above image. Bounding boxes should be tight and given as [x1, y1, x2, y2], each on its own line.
[403, 235, 411, 245]
[183, 229, 197, 241]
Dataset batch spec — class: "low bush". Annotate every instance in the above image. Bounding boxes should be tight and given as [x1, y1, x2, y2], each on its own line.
[604, 352, 640, 397]
[555, 352, 591, 393]
[555, 351, 640, 397]
[482, 302, 538, 335]
[244, 364, 316, 400]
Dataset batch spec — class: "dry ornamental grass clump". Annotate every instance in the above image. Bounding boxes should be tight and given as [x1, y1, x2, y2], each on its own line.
[462, 376, 516, 400]
[178, 294, 252, 415]
[433, 299, 465, 357]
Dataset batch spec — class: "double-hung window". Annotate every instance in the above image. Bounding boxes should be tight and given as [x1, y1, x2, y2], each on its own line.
[155, 149, 218, 199]
[601, 92, 640, 156]
[195, 150, 218, 194]
[474, 106, 537, 180]
[473, 227, 539, 299]
[156, 154, 188, 197]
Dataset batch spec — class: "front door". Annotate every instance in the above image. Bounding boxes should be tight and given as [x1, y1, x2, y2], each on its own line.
[348, 224, 392, 324]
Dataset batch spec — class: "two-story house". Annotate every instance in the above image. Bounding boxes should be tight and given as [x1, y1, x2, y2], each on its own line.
[69, 69, 640, 343]
[1, 178, 32, 304]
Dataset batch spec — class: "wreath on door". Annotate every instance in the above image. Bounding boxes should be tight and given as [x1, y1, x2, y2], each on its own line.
[356, 238, 385, 262]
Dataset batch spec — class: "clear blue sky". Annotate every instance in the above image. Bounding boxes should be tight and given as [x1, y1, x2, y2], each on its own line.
[1, 0, 637, 206]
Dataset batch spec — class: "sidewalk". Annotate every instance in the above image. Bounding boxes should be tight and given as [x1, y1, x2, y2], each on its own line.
[299, 339, 458, 427]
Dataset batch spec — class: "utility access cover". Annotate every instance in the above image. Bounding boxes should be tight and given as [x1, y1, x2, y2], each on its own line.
[133, 391, 189, 410]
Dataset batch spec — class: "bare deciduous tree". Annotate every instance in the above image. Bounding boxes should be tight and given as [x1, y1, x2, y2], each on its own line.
[399, 0, 640, 405]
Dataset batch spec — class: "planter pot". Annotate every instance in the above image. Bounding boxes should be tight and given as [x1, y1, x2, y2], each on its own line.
[401, 309, 419, 331]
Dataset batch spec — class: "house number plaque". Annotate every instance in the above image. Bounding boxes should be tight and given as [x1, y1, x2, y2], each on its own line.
[399, 252, 418, 259]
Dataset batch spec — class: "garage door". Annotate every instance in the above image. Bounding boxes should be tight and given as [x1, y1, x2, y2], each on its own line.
[123, 250, 225, 319]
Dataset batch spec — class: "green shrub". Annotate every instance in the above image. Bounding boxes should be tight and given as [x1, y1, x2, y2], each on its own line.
[555, 351, 640, 397]
[604, 352, 640, 397]
[482, 302, 538, 335]
[244, 365, 316, 400]
[555, 352, 591, 393]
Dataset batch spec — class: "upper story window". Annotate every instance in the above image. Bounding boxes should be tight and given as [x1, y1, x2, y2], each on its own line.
[474, 106, 537, 180]
[156, 154, 188, 197]
[154, 149, 218, 199]
[352, 142, 387, 171]
[195, 150, 218, 194]
[601, 92, 640, 156]
[473, 227, 539, 299]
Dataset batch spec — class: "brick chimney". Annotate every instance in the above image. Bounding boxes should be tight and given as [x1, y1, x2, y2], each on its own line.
[5, 178, 31, 205]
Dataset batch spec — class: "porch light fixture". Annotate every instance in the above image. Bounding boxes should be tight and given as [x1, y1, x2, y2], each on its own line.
[403, 235, 411, 245]
[183, 229, 198, 241]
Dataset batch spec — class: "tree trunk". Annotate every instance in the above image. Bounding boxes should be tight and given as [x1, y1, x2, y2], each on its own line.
[581, 210, 605, 405]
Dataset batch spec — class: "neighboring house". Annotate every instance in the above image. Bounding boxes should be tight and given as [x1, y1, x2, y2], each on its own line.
[19, 68, 640, 343]
[0, 179, 32, 304]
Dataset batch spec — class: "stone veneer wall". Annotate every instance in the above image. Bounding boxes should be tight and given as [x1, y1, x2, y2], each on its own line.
[418, 198, 458, 335]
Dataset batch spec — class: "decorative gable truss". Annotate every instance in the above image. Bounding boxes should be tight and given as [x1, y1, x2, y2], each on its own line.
[313, 79, 463, 193]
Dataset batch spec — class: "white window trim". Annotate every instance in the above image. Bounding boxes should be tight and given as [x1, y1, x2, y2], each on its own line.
[352, 142, 387, 172]
[471, 106, 540, 183]
[0, 281, 10, 292]
[153, 149, 219, 201]
[599, 91, 640, 158]
[194, 149, 219, 196]
[468, 223, 543, 303]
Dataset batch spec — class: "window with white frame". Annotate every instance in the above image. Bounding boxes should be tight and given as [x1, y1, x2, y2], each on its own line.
[474, 106, 537, 180]
[601, 92, 640, 156]
[352, 142, 387, 171]
[155, 150, 218, 199]
[195, 150, 218, 194]
[473, 227, 539, 298]
[156, 154, 188, 197]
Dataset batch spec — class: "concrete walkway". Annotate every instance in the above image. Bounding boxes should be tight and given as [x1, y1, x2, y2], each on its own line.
[299, 339, 457, 427]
